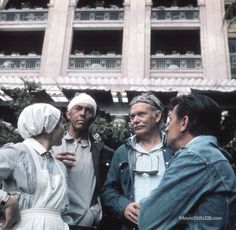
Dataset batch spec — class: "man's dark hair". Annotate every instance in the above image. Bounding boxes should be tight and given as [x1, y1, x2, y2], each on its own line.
[170, 93, 221, 136]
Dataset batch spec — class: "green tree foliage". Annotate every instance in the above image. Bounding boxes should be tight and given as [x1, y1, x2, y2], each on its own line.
[224, 1, 236, 27]
[220, 111, 236, 168]
[0, 120, 22, 146]
[7, 79, 41, 118]
[0, 80, 41, 146]
[91, 116, 132, 149]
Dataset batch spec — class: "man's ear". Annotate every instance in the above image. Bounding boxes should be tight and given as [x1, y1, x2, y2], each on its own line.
[155, 110, 162, 123]
[66, 110, 70, 120]
[180, 115, 189, 132]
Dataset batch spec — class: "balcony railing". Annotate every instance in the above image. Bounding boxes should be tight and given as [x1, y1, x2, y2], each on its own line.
[74, 8, 124, 21]
[151, 54, 202, 70]
[69, 55, 121, 70]
[151, 7, 199, 20]
[0, 8, 48, 22]
[230, 53, 236, 76]
[0, 55, 41, 70]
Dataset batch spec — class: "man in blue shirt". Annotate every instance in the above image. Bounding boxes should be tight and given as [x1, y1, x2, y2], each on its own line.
[139, 93, 236, 230]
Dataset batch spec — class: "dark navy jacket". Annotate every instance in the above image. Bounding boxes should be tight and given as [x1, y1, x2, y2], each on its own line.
[101, 134, 172, 230]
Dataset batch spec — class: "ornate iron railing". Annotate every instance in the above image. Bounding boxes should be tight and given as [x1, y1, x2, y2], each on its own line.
[74, 8, 124, 21]
[151, 7, 199, 20]
[0, 55, 41, 70]
[151, 55, 202, 70]
[0, 8, 48, 22]
[230, 53, 236, 76]
[69, 55, 121, 70]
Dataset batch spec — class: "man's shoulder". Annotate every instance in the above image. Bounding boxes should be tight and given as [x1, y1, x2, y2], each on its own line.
[92, 141, 114, 152]
[101, 144, 114, 153]
[1, 142, 27, 154]
[0, 142, 31, 163]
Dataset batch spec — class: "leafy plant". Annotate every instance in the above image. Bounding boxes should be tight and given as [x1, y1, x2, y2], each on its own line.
[0, 120, 22, 146]
[220, 111, 236, 168]
[6, 79, 41, 118]
[224, 1, 236, 28]
[91, 116, 132, 149]
[0, 80, 41, 146]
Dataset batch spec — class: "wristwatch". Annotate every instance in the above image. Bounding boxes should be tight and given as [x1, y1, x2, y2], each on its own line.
[0, 193, 11, 208]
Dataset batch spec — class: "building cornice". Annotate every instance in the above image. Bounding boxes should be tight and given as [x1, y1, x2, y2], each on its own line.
[0, 75, 236, 102]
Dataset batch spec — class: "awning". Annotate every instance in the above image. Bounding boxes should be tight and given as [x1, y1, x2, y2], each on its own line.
[62, 88, 113, 105]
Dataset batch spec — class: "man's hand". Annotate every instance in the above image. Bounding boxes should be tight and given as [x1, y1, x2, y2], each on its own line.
[124, 202, 140, 225]
[0, 196, 20, 230]
[55, 152, 76, 169]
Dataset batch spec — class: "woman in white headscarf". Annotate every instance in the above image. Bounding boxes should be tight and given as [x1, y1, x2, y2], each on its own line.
[0, 103, 70, 230]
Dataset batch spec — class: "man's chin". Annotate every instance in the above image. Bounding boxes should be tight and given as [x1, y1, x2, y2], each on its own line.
[54, 140, 62, 146]
[134, 131, 146, 138]
[75, 126, 88, 132]
[167, 141, 179, 153]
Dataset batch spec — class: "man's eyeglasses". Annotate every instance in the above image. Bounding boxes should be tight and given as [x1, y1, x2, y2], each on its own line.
[132, 154, 159, 176]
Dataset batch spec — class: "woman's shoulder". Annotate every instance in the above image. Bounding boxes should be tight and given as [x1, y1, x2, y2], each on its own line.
[0, 142, 29, 160]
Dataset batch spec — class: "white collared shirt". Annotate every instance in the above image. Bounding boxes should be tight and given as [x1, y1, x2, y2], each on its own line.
[134, 142, 166, 203]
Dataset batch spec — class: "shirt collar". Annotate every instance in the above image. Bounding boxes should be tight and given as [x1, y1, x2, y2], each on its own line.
[64, 131, 90, 148]
[186, 135, 217, 147]
[24, 138, 48, 155]
[135, 142, 163, 154]
[129, 131, 166, 150]
[64, 132, 74, 140]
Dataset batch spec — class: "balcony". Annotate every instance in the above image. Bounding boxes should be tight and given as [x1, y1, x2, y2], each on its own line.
[0, 8, 48, 22]
[151, 54, 202, 70]
[74, 8, 124, 21]
[0, 54, 41, 70]
[69, 54, 121, 70]
[151, 6, 199, 21]
[230, 53, 236, 78]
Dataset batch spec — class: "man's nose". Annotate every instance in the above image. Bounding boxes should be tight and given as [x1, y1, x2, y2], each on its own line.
[79, 108, 86, 115]
[132, 115, 139, 124]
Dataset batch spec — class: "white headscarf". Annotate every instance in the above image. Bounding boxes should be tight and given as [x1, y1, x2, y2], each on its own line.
[17, 103, 61, 139]
[67, 93, 97, 117]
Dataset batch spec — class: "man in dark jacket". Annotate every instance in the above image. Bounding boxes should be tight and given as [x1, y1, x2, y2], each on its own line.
[101, 93, 172, 230]
[53, 93, 114, 230]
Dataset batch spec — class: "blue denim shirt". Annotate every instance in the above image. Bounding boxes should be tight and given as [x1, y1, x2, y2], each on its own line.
[139, 135, 236, 230]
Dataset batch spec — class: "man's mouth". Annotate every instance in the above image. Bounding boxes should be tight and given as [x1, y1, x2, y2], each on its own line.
[134, 125, 144, 130]
[76, 120, 87, 124]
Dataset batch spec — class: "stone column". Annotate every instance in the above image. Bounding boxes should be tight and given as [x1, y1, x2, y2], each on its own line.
[0, 0, 5, 9]
[61, 0, 77, 76]
[199, 0, 230, 80]
[122, 0, 147, 81]
[40, 0, 71, 78]
[145, 0, 152, 79]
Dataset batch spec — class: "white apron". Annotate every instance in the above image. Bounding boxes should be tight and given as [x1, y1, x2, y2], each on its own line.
[12, 141, 69, 230]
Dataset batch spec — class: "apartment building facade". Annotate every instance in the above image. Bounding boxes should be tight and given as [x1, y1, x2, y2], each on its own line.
[0, 0, 235, 119]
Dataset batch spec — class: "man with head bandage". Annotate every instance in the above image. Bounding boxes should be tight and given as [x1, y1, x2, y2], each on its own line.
[0, 103, 69, 230]
[101, 92, 172, 230]
[53, 93, 114, 230]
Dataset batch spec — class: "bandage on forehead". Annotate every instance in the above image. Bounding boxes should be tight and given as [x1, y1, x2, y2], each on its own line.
[67, 93, 97, 116]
